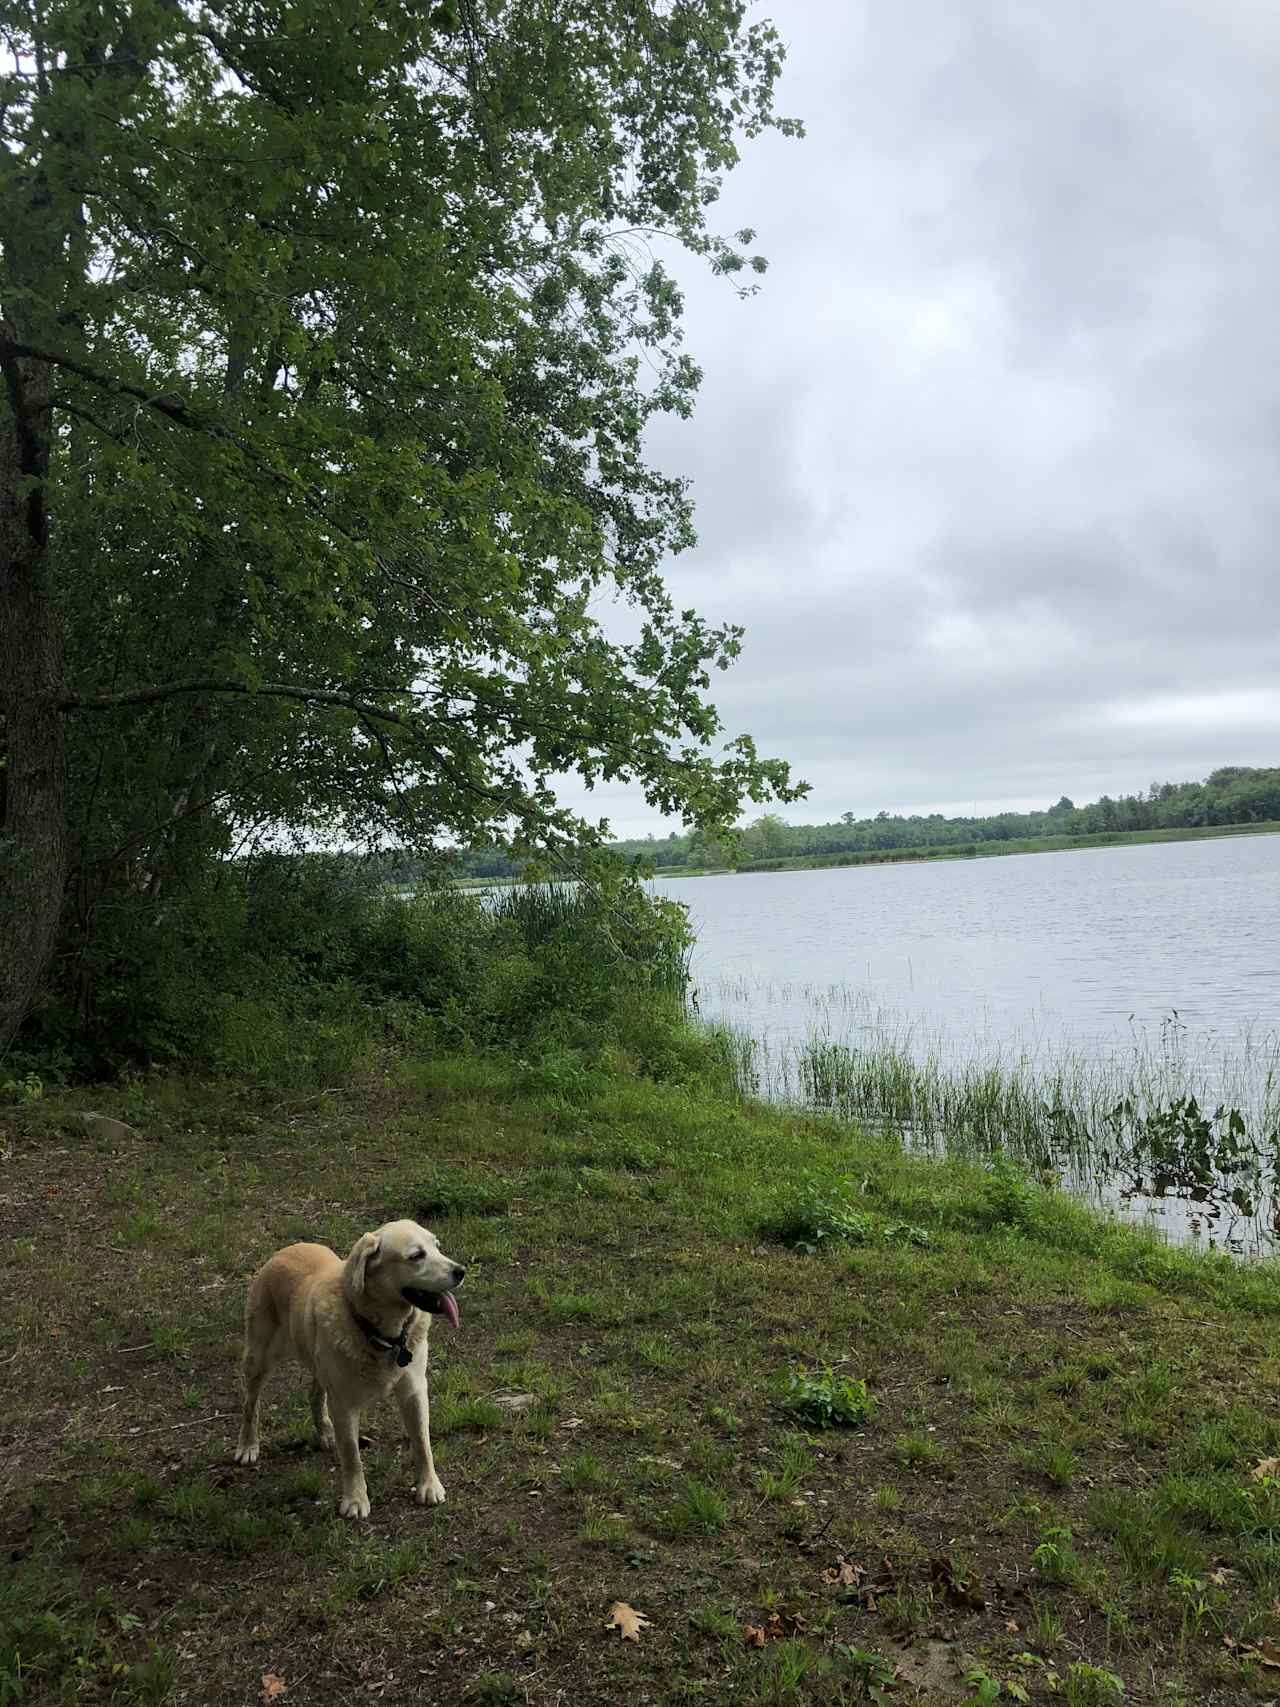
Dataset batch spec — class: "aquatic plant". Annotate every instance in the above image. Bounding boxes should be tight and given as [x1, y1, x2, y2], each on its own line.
[698, 978, 1280, 1252]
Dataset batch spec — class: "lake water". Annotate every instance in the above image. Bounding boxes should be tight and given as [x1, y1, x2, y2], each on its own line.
[657, 833, 1280, 1253]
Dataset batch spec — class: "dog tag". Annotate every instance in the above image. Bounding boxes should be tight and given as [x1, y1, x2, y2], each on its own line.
[396, 1345, 412, 1367]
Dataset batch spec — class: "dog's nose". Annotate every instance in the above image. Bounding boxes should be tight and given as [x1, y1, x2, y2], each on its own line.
[451, 1265, 466, 1287]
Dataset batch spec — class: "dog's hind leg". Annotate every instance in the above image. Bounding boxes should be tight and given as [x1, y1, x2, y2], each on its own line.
[234, 1308, 283, 1466]
[310, 1378, 334, 1450]
[234, 1342, 270, 1465]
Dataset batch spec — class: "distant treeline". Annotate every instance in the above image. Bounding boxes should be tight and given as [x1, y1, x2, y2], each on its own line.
[440, 765, 1280, 879]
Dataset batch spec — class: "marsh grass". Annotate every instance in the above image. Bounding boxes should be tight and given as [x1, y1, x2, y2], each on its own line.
[490, 880, 692, 1000]
[706, 987, 1280, 1252]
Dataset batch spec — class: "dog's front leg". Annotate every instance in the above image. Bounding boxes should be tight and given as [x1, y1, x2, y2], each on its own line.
[330, 1399, 371, 1519]
[396, 1372, 445, 1506]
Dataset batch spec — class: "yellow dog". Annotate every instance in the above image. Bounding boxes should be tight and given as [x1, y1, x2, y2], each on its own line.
[233, 1219, 464, 1518]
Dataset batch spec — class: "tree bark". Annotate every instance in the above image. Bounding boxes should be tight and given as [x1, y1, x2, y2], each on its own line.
[0, 334, 67, 1055]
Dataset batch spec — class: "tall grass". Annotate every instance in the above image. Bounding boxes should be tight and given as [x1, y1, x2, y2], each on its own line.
[705, 981, 1280, 1253]
[490, 881, 692, 999]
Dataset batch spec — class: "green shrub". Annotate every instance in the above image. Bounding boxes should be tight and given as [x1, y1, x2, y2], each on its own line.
[758, 1175, 873, 1251]
[517, 1047, 605, 1104]
[779, 1366, 875, 1427]
[18, 863, 695, 1086]
[973, 1156, 1039, 1230]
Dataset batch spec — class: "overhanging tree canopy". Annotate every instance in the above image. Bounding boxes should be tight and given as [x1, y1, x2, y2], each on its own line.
[0, 0, 806, 1051]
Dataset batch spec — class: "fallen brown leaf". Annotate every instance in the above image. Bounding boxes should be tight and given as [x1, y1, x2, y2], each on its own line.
[1252, 1458, 1280, 1481]
[1225, 1634, 1280, 1669]
[605, 1602, 652, 1643]
[259, 1674, 287, 1704]
[821, 1555, 863, 1588]
[831, 1555, 897, 1611]
[928, 1555, 987, 1610]
[742, 1612, 808, 1646]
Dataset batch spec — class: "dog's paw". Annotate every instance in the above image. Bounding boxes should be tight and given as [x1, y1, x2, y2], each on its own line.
[338, 1491, 371, 1520]
[414, 1474, 446, 1507]
[315, 1429, 335, 1451]
[233, 1442, 260, 1466]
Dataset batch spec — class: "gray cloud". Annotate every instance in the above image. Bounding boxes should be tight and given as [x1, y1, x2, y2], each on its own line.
[565, 0, 1280, 835]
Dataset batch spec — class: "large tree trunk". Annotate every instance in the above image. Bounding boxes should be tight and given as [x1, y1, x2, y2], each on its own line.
[0, 339, 67, 1056]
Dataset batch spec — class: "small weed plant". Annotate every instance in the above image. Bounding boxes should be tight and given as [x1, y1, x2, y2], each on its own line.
[1063, 1661, 1125, 1705]
[881, 1220, 931, 1246]
[0, 1069, 42, 1106]
[1033, 1523, 1079, 1584]
[780, 1366, 874, 1428]
[963, 1667, 1017, 1706]
[837, 1643, 897, 1702]
[668, 1478, 729, 1534]
[979, 1156, 1038, 1229]
[758, 1175, 871, 1251]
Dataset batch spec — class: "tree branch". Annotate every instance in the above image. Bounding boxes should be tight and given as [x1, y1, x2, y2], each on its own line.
[58, 677, 536, 820]
[0, 333, 220, 437]
[358, 711, 412, 816]
[61, 676, 411, 720]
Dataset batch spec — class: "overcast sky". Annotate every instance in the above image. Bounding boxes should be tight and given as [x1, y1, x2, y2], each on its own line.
[568, 0, 1280, 837]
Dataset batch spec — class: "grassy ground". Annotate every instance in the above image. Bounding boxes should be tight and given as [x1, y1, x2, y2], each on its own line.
[6, 1056, 1280, 1706]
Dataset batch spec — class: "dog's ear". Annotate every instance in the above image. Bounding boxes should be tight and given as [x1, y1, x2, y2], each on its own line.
[346, 1231, 381, 1295]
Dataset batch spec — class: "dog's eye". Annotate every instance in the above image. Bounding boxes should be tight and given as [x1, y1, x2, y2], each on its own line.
[408, 1249, 424, 1261]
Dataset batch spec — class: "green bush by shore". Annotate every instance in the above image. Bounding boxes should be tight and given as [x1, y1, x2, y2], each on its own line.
[11, 864, 703, 1089]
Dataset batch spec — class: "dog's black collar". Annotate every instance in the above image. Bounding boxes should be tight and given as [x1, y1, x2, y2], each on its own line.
[353, 1308, 415, 1368]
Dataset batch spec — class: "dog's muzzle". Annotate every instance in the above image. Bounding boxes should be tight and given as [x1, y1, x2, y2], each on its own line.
[402, 1285, 461, 1328]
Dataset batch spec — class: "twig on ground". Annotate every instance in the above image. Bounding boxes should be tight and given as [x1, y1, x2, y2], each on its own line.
[117, 1411, 224, 1437]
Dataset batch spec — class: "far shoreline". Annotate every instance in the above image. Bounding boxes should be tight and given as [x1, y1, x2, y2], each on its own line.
[653, 817, 1280, 879]
[448, 817, 1280, 890]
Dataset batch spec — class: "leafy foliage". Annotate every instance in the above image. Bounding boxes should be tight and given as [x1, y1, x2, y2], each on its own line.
[757, 1175, 872, 1251]
[1, 0, 806, 1049]
[974, 1156, 1040, 1231]
[779, 1366, 875, 1429]
[1103, 1093, 1266, 1215]
[1032, 1524, 1079, 1584]
[14, 863, 698, 1081]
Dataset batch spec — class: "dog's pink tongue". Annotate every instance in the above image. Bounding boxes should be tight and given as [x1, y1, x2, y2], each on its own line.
[442, 1291, 460, 1329]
